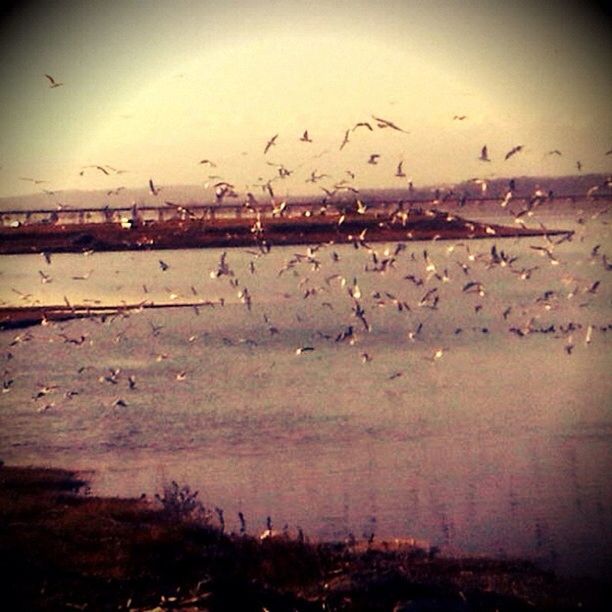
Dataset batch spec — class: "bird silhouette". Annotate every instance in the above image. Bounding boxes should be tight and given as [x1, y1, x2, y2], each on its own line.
[44, 74, 63, 88]
[504, 145, 523, 160]
[264, 134, 278, 154]
[478, 146, 491, 162]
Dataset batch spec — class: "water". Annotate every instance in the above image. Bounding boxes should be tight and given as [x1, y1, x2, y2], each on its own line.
[1, 202, 611, 579]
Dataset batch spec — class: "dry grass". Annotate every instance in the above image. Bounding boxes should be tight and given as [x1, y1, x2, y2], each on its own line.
[0, 465, 606, 611]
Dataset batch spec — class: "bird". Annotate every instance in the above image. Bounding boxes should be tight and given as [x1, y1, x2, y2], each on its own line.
[295, 346, 315, 355]
[395, 161, 406, 177]
[504, 145, 523, 160]
[453, 115, 467, 120]
[352, 121, 373, 132]
[38, 270, 52, 284]
[264, 134, 278, 154]
[576, 161, 583, 172]
[159, 259, 170, 271]
[546, 149, 562, 156]
[367, 154, 381, 165]
[299, 130, 312, 142]
[478, 146, 491, 162]
[44, 74, 63, 88]
[79, 165, 110, 176]
[19, 177, 48, 184]
[198, 159, 216, 166]
[339, 129, 350, 151]
[149, 178, 159, 195]
[424, 348, 445, 362]
[371, 115, 408, 133]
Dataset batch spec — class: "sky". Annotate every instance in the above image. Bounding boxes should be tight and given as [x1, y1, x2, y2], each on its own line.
[0, 0, 610, 199]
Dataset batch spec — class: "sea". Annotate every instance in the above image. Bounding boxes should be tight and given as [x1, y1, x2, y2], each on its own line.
[1, 200, 610, 579]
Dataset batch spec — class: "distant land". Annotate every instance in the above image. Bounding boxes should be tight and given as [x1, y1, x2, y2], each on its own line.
[0, 174, 610, 211]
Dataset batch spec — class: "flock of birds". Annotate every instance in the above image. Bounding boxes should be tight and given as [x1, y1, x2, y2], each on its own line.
[0, 75, 610, 417]
[1, 195, 610, 414]
[9, 73, 610, 207]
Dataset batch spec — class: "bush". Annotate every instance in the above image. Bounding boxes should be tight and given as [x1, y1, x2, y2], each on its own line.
[154, 481, 210, 523]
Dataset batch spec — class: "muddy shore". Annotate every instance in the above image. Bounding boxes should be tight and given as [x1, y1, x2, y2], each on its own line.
[0, 464, 607, 611]
[0, 209, 571, 255]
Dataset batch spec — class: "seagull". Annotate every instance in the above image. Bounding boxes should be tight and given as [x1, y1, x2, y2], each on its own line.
[576, 161, 583, 172]
[395, 161, 406, 177]
[367, 154, 381, 165]
[38, 270, 52, 284]
[295, 346, 315, 355]
[453, 115, 467, 120]
[198, 159, 216, 166]
[149, 178, 159, 195]
[44, 74, 63, 88]
[546, 149, 562, 156]
[80, 165, 110, 176]
[158, 259, 170, 271]
[371, 115, 408, 133]
[352, 121, 373, 132]
[339, 129, 350, 151]
[424, 348, 445, 362]
[299, 130, 312, 142]
[478, 145, 491, 162]
[264, 134, 278, 154]
[19, 177, 48, 184]
[504, 145, 523, 160]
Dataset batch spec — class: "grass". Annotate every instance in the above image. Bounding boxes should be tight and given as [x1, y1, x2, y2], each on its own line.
[0, 464, 607, 611]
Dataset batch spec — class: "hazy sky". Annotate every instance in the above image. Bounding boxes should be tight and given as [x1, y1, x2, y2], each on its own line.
[0, 0, 610, 199]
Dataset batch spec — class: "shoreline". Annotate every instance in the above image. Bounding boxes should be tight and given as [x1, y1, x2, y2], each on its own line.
[0, 464, 607, 610]
[0, 208, 572, 255]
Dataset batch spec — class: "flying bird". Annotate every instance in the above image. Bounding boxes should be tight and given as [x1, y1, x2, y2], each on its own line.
[395, 161, 406, 177]
[79, 165, 110, 176]
[453, 115, 467, 120]
[546, 149, 562, 156]
[44, 74, 63, 88]
[478, 145, 491, 162]
[295, 346, 315, 355]
[352, 121, 373, 132]
[371, 115, 408, 133]
[198, 159, 216, 166]
[299, 130, 312, 142]
[339, 129, 350, 150]
[149, 178, 159, 195]
[264, 134, 278, 154]
[367, 154, 381, 165]
[504, 145, 523, 160]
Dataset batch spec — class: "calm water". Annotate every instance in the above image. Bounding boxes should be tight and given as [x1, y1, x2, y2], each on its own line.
[1, 203, 611, 578]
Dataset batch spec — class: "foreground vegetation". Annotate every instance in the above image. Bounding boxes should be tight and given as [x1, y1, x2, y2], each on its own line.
[0, 465, 607, 611]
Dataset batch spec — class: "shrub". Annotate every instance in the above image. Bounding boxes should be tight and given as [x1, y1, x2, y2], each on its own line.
[154, 481, 210, 523]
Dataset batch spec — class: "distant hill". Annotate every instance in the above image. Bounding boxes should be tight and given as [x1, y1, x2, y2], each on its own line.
[0, 174, 609, 211]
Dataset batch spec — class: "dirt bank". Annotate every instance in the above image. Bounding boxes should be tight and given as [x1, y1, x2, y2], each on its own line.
[0, 209, 571, 255]
[0, 464, 606, 611]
